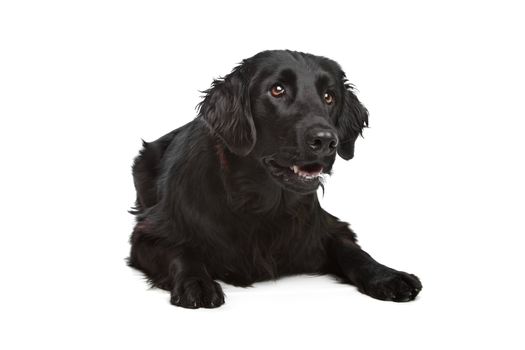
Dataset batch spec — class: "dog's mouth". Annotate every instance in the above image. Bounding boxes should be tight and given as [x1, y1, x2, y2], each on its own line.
[288, 163, 324, 179]
[263, 159, 325, 193]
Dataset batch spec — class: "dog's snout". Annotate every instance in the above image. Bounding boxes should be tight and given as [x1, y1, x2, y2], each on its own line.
[306, 129, 338, 156]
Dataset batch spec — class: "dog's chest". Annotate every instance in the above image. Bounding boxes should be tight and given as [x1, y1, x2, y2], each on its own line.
[209, 212, 327, 285]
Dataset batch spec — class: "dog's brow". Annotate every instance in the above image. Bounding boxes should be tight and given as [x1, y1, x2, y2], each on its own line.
[278, 68, 297, 85]
[315, 74, 335, 92]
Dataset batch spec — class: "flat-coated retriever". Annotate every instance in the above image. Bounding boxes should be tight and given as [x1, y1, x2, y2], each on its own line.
[128, 50, 422, 308]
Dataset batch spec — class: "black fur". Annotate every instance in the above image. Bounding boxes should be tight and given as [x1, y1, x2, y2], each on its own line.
[128, 50, 421, 308]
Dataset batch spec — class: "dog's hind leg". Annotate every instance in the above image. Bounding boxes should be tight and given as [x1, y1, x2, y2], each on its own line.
[128, 222, 225, 309]
[127, 222, 176, 289]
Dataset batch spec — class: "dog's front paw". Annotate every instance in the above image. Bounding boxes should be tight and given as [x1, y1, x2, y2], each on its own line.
[357, 266, 422, 302]
[170, 277, 225, 309]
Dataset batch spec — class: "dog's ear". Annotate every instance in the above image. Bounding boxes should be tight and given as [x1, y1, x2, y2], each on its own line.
[335, 80, 369, 160]
[198, 65, 256, 156]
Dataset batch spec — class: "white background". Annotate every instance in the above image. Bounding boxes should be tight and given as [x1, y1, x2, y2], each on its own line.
[1, 0, 524, 349]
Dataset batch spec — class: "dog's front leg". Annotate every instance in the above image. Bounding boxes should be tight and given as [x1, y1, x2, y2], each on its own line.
[168, 252, 225, 309]
[328, 233, 422, 302]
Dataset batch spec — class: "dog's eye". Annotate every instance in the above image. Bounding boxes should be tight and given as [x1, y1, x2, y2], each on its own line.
[324, 92, 334, 105]
[270, 84, 285, 97]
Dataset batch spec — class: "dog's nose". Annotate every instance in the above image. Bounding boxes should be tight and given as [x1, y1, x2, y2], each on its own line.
[305, 129, 338, 156]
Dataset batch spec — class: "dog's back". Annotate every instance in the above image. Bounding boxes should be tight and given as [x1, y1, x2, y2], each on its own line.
[131, 129, 178, 212]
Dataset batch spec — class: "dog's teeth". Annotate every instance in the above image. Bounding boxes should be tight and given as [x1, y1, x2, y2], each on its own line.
[298, 171, 312, 179]
[290, 165, 324, 180]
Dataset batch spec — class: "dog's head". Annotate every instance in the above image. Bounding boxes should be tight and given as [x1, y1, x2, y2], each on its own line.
[199, 50, 368, 194]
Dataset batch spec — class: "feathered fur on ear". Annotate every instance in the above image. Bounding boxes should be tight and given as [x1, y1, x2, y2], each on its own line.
[197, 66, 256, 156]
[336, 80, 369, 160]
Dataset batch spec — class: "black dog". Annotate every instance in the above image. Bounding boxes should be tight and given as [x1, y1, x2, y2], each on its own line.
[128, 50, 422, 308]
